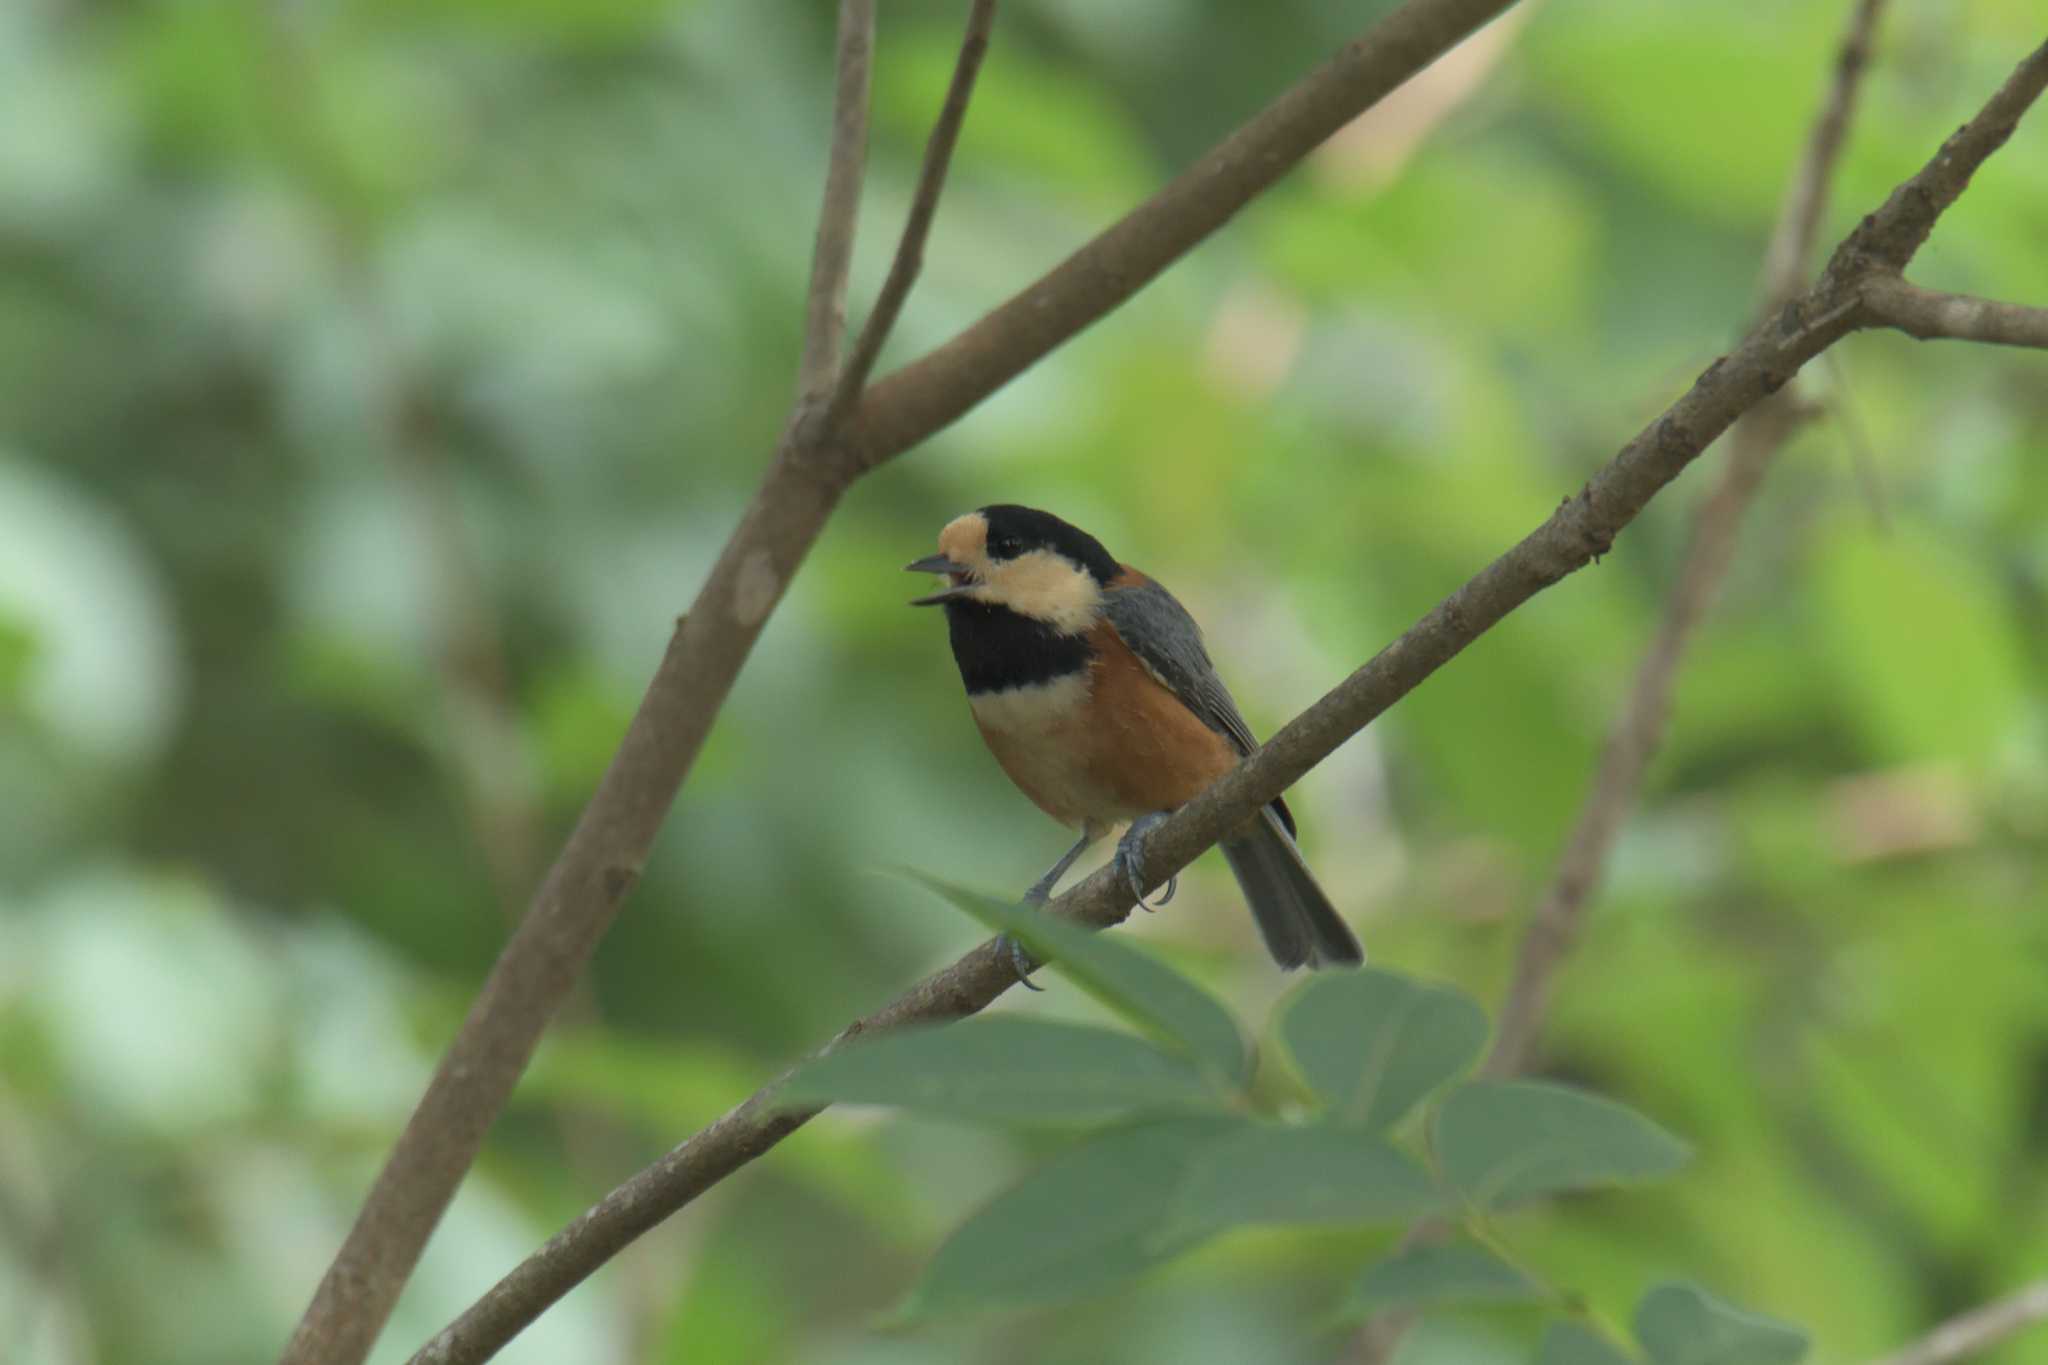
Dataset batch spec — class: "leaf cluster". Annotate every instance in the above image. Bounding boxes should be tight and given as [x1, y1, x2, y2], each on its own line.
[782, 877, 1804, 1363]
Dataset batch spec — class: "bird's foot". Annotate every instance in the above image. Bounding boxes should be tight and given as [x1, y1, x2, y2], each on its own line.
[1114, 812, 1177, 912]
[998, 933, 1043, 990]
[1002, 888, 1049, 991]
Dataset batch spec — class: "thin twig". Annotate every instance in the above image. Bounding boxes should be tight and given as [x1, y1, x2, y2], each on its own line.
[411, 38, 2048, 1357]
[798, 0, 876, 399]
[281, 5, 1526, 1359]
[1857, 274, 2048, 349]
[1863, 1278, 2048, 1365]
[1484, 0, 1891, 1084]
[827, 0, 997, 421]
[1761, 0, 1886, 308]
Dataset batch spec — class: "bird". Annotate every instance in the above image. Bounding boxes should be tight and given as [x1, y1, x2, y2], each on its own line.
[907, 503, 1363, 976]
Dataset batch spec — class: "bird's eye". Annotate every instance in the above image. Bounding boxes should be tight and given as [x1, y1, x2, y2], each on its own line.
[991, 535, 1023, 558]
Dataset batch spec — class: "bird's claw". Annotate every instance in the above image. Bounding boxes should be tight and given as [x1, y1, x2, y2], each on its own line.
[1114, 813, 1176, 912]
[1000, 933, 1044, 991]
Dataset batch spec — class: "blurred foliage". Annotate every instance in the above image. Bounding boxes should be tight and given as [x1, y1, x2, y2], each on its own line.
[1, 0, 2045, 1362]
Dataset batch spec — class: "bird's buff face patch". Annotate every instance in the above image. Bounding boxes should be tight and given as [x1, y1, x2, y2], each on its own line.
[930, 512, 1104, 634]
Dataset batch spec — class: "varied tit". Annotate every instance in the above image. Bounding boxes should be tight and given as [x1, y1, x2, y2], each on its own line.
[908, 504, 1362, 973]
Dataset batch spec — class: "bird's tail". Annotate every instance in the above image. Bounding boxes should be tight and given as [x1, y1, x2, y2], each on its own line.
[1219, 806, 1364, 970]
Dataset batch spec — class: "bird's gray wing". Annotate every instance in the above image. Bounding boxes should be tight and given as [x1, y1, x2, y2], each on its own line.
[1106, 576, 1317, 902]
[1103, 574, 1273, 753]
[1102, 578, 1256, 752]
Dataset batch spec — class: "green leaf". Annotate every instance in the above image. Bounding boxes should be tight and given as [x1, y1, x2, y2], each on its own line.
[1435, 1080, 1690, 1210]
[1633, 1282, 1808, 1365]
[778, 1016, 1223, 1124]
[898, 869, 1247, 1083]
[1538, 1321, 1641, 1365]
[1163, 1122, 1445, 1239]
[898, 1117, 1240, 1316]
[1281, 969, 1489, 1129]
[1341, 1243, 1540, 1319]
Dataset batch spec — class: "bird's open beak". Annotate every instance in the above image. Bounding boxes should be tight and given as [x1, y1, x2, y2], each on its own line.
[906, 554, 974, 606]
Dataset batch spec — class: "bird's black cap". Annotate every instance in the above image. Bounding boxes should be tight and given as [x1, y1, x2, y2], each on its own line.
[978, 505, 1120, 584]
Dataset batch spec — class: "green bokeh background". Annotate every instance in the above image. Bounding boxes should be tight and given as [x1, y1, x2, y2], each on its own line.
[2, 0, 2045, 1361]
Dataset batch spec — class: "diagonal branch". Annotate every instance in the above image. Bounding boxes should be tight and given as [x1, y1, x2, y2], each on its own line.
[797, 0, 877, 399]
[1484, 0, 1889, 1083]
[411, 37, 2048, 1357]
[827, 0, 998, 421]
[280, 3, 1531, 1362]
[1834, 39, 2048, 274]
[1857, 274, 2048, 349]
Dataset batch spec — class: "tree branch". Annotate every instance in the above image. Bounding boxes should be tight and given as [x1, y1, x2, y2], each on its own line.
[1863, 1278, 2048, 1365]
[1485, 0, 1888, 1083]
[797, 0, 876, 399]
[828, 0, 997, 421]
[1857, 274, 2048, 349]
[1834, 39, 2048, 274]
[411, 35, 2048, 1354]
[280, 4, 1538, 1359]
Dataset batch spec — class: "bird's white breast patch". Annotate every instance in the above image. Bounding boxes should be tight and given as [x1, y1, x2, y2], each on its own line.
[967, 672, 1091, 734]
